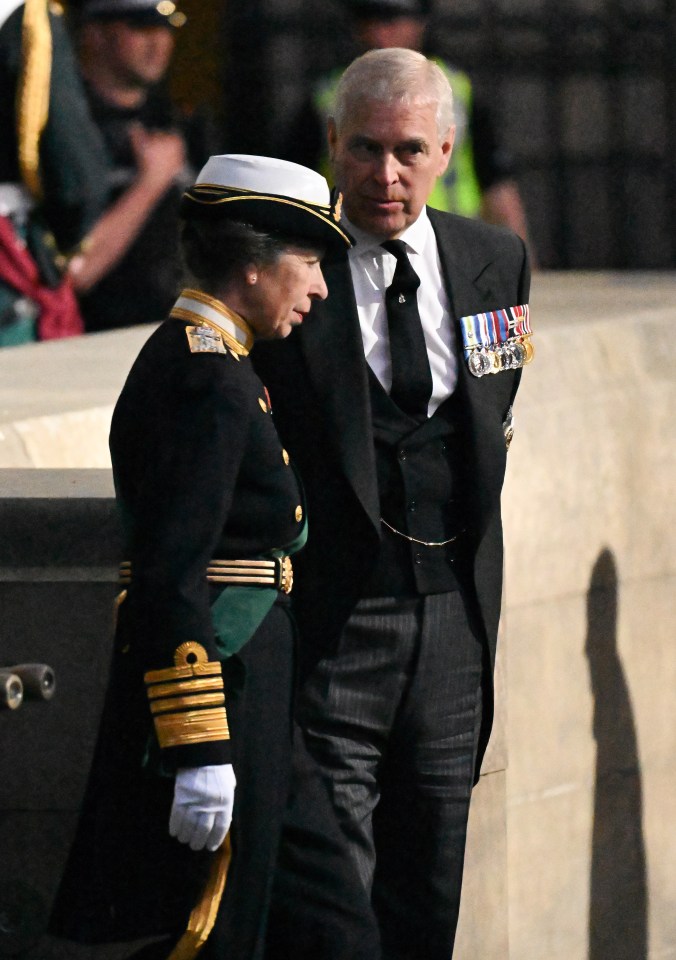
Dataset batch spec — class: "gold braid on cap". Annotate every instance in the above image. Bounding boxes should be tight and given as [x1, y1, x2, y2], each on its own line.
[144, 642, 229, 749]
[17, 0, 52, 200]
[332, 192, 343, 222]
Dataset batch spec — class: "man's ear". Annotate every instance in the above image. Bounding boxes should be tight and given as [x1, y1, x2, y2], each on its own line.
[437, 125, 455, 177]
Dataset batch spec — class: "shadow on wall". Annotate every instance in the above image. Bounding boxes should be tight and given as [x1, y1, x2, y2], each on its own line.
[585, 548, 647, 960]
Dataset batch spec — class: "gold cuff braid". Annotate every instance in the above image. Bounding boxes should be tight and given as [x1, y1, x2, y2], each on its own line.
[144, 642, 229, 749]
[153, 708, 230, 749]
[150, 692, 226, 715]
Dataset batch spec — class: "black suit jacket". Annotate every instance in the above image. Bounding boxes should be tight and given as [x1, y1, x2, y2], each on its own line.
[253, 209, 530, 758]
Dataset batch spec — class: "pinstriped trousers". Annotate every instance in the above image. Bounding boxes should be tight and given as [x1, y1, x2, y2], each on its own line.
[298, 591, 484, 960]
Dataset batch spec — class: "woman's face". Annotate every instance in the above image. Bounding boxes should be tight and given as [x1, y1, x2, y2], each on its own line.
[244, 247, 328, 339]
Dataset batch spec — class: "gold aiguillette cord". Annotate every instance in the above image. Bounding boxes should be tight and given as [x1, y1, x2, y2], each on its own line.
[167, 832, 232, 960]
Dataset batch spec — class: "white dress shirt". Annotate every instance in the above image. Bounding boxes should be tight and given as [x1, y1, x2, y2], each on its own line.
[345, 210, 458, 416]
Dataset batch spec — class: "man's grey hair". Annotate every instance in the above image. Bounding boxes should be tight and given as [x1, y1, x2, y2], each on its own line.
[332, 48, 454, 141]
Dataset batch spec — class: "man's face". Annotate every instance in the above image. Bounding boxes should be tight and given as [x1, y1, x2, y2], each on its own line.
[100, 21, 175, 87]
[328, 98, 454, 238]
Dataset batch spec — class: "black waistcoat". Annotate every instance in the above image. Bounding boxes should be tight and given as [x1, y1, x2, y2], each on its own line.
[362, 370, 470, 598]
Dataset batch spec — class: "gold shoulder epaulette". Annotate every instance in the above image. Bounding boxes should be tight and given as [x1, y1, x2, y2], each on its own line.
[144, 642, 229, 749]
[185, 325, 227, 354]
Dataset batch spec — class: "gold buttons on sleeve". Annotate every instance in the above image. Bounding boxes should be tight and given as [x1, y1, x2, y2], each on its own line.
[295, 505, 303, 522]
[258, 397, 268, 413]
[282, 449, 290, 465]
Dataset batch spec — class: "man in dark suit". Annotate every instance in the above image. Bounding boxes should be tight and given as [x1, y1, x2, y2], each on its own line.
[254, 48, 531, 960]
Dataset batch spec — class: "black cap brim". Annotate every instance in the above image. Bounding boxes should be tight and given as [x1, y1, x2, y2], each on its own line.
[346, 0, 430, 18]
[82, 8, 186, 27]
[180, 186, 353, 259]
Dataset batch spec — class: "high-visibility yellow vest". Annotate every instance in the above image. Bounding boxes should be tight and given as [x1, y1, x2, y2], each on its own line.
[312, 57, 483, 219]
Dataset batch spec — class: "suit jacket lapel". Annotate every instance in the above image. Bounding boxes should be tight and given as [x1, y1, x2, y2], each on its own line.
[429, 209, 508, 525]
[298, 256, 381, 528]
[297, 214, 512, 534]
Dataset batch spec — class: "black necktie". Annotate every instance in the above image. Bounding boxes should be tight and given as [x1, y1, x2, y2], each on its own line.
[381, 239, 433, 420]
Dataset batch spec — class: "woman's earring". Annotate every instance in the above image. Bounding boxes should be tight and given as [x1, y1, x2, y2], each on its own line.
[248, 273, 258, 285]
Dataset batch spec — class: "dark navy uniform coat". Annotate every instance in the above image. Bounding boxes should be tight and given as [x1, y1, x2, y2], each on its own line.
[51, 312, 304, 956]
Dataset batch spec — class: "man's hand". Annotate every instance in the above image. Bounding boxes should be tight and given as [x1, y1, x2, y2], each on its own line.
[169, 764, 236, 852]
[68, 124, 187, 292]
[128, 122, 187, 191]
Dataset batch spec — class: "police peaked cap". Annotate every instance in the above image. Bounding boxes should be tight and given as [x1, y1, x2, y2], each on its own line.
[181, 155, 352, 257]
[80, 0, 186, 28]
[343, 0, 432, 18]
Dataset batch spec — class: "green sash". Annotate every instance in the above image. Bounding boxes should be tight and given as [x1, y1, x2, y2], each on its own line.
[210, 518, 307, 658]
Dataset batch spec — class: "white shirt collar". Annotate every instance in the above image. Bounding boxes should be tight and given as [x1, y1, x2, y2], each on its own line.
[341, 207, 457, 412]
[343, 208, 431, 261]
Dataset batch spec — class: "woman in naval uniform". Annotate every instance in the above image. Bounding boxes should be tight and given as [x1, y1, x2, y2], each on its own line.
[49, 155, 352, 959]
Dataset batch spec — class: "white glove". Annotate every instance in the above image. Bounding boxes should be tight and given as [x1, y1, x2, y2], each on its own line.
[169, 764, 236, 852]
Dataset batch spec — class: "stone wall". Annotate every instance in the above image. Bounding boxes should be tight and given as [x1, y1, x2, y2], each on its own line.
[502, 273, 676, 960]
[0, 327, 151, 469]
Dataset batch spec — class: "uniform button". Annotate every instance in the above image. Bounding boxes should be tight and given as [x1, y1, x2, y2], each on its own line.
[440, 441, 448, 452]
[258, 397, 268, 413]
[282, 449, 290, 465]
[414, 552, 423, 565]
[408, 500, 417, 513]
[295, 505, 303, 522]
[398, 448, 407, 461]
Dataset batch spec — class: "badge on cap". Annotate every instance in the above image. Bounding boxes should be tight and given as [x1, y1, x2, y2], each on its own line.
[459, 305, 533, 378]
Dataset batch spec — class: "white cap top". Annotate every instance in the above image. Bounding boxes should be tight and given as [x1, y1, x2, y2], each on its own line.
[195, 155, 331, 208]
[0, 0, 25, 31]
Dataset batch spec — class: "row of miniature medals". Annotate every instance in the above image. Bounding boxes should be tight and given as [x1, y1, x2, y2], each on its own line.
[460, 304, 533, 378]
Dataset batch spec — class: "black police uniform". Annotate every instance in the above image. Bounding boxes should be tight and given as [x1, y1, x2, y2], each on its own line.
[78, 85, 218, 333]
[50, 293, 306, 959]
